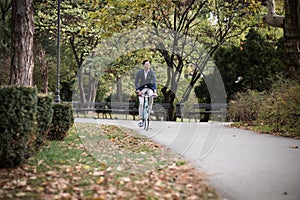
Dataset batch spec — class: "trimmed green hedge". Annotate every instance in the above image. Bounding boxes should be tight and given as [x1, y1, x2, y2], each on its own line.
[0, 86, 37, 168]
[48, 103, 74, 141]
[36, 94, 53, 149]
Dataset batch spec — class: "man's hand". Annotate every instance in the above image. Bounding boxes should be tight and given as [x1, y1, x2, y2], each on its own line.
[137, 90, 143, 96]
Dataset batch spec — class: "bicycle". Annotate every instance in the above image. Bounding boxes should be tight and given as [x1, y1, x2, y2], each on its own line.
[140, 93, 156, 131]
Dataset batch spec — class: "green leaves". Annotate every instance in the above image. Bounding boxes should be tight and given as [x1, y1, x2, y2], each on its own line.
[213, 28, 285, 101]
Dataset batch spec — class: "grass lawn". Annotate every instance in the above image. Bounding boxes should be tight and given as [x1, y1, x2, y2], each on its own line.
[0, 123, 220, 200]
[229, 122, 300, 139]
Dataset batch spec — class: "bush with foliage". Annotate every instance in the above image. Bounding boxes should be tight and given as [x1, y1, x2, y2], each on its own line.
[228, 89, 265, 124]
[256, 79, 300, 137]
[36, 94, 53, 149]
[0, 86, 37, 168]
[48, 103, 74, 141]
[228, 78, 300, 137]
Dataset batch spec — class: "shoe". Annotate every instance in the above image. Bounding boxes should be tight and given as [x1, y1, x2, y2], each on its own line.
[138, 120, 143, 127]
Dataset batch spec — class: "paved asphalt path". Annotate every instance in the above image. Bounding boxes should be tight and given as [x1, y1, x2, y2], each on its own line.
[75, 118, 300, 200]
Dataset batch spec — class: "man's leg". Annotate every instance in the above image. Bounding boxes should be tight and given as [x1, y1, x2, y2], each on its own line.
[138, 95, 144, 119]
[147, 89, 154, 112]
[137, 90, 146, 127]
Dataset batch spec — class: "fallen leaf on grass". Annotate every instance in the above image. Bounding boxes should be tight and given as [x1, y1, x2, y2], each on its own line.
[46, 171, 58, 177]
[119, 177, 131, 183]
[54, 192, 71, 200]
[16, 180, 27, 187]
[25, 185, 32, 191]
[38, 159, 44, 166]
[15, 192, 26, 197]
[29, 175, 37, 180]
[93, 170, 105, 177]
[96, 177, 105, 184]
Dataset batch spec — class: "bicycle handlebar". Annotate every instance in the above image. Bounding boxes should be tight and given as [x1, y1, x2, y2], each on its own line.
[140, 93, 158, 98]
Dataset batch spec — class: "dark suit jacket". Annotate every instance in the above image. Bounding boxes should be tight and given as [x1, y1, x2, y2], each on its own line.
[135, 69, 157, 91]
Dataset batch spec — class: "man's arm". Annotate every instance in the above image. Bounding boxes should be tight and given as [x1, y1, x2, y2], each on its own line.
[135, 70, 141, 92]
[152, 71, 157, 95]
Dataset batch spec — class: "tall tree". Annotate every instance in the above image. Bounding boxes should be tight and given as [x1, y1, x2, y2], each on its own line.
[284, 0, 300, 80]
[150, 0, 260, 120]
[264, 0, 300, 80]
[35, 0, 105, 102]
[90, 0, 261, 120]
[10, 0, 34, 86]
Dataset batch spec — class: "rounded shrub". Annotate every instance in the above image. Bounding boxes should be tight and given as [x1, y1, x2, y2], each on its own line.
[48, 103, 74, 141]
[0, 86, 37, 168]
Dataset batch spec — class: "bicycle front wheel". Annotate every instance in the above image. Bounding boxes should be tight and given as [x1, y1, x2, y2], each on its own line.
[144, 111, 150, 131]
[144, 115, 148, 130]
[143, 102, 148, 130]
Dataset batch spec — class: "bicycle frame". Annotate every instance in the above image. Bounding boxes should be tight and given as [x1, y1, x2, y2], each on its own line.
[141, 93, 152, 131]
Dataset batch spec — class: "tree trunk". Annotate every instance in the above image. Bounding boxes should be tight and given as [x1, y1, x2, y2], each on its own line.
[263, 0, 284, 28]
[87, 68, 98, 103]
[116, 76, 123, 102]
[38, 48, 48, 93]
[264, 0, 300, 81]
[284, 0, 300, 80]
[78, 68, 86, 103]
[10, 0, 34, 86]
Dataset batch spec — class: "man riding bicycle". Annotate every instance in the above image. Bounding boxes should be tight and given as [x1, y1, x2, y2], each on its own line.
[135, 60, 157, 127]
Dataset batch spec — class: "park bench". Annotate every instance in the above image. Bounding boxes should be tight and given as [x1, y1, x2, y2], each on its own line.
[94, 102, 113, 119]
[73, 102, 108, 118]
[105, 102, 138, 120]
[73, 101, 139, 119]
[152, 103, 171, 120]
[152, 103, 184, 121]
[73, 101, 184, 121]
[188, 103, 227, 122]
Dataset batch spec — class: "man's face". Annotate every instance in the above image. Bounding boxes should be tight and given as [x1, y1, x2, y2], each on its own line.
[144, 61, 151, 71]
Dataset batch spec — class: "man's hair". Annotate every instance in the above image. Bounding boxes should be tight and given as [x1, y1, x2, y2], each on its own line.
[142, 59, 151, 65]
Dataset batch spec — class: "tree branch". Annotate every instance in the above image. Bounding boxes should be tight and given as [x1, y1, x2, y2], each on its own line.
[263, 0, 284, 28]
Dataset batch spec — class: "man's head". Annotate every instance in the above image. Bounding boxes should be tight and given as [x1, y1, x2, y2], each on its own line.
[142, 60, 151, 71]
